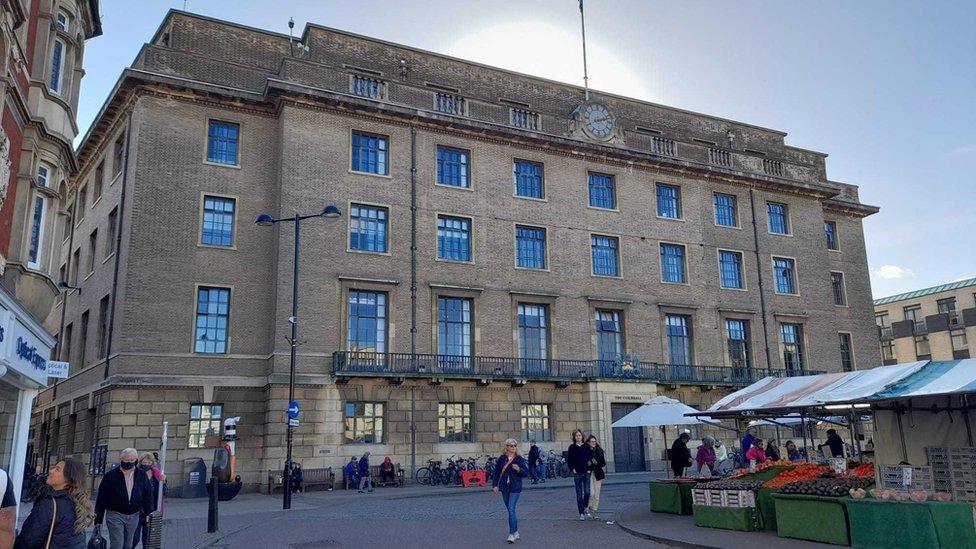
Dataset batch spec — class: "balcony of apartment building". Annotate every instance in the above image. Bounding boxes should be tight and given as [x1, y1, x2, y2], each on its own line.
[889, 308, 975, 362]
[331, 351, 823, 388]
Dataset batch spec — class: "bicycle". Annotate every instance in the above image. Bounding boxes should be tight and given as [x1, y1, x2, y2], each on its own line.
[442, 455, 463, 485]
[414, 459, 445, 486]
[482, 454, 497, 481]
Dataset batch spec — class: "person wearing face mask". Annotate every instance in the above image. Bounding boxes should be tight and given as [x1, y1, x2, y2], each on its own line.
[94, 448, 154, 549]
[131, 453, 166, 548]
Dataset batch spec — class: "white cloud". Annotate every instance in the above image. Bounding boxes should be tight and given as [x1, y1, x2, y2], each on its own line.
[949, 144, 976, 156]
[873, 265, 916, 280]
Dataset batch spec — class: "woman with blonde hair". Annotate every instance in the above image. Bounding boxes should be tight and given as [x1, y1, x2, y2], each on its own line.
[15, 457, 93, 548]
[132, 452, 166, 548]
[491, 438, 529, 543]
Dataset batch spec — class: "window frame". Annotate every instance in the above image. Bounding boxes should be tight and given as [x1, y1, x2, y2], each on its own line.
[85, 229, 97, 276]
[660, 242, 688, 285]
[830, 271, 848, 307]
[839, 332, 855, 372]
[725, 318, 753, 372]
[438, 402, 473, 443]
[204, 120, 241, 168]
[105, 207, 118, 259]
[192, 285, 232, 354]
[56, 10, 70, 32]
[345, 289, 389, 353]
[767, 201, 792, 235]
[520, 403, 552, 442]
[665, 314, 694, 366]
[586, 171, 617, 211]
[436, 296, 474, 361]
[36, 161, 54, 188]
[513, 158, 545, 200]
[343, 401, 385, 444]
[514, 224, 548, 271]
[590, 233, 621, 278]
[713, 192, 739, 228]
[780, 323, 806, 373]
[435, 213, 474, 263]
[435, 145, 472, 189]
[655, 183, 682, 220]
[347, 201, 391, 255]
[349, 130, 390, 177]
[594, 308, 624, 361]
[198, 193, 238, 249]
[49, 38, 66, 95]
[772, 256, 799, 295]
[26, 194, 46, 270]
[187, 403, 224, 449]
[717, 249, 746, 290]
[516, 302, 550, 362]
[824, 220, 840, 251]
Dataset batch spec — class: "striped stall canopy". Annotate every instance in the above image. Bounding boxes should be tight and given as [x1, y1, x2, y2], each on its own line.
[869, 359, 976, 401]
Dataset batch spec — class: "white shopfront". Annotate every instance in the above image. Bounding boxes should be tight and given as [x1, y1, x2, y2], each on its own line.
[0, 288, 55, 505]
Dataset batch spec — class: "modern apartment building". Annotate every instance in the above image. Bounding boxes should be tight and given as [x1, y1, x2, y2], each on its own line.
[874, 277, 975, 365]
[32, 10, 879, 490]
[0, 0, 100, 501]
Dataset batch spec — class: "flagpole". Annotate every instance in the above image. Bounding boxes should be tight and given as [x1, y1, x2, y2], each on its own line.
[579, 0, 589, 100]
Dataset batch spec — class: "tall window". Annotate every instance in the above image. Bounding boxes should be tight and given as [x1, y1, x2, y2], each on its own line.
[514, 160, 544, 199]
[113, 134, 125, 177]
[881, 340, 896, 362]
[781, 323, 805, 373]
[78, 310, 89, 368]
[344, 402, 384, 443]
[27, 196, 45, 269]
[773, 257, 796, 294]
[346, 291, 387, 353]
[937, 298, 957, 315]
[438, 403, 472, 443]
[206, 121, 239, 166]
[71, 248, 79, 285]
[726, 320, 752, 374]
[515, 225, 546, 269]
[591, 235, 619, 277]
[92, 162, 104, 203]
[839, 333, 854, 372]
[436, 215, 471, 262]
[666, 315, 692, 367]
[595, 310, 622, 361]
[61, 323, 72, 364]
[188, 404, 223, 448]
[660, 243, 686, 283]
[517, 303, 549, 362]
[97, 295, 110, 359]
[195, 287, 230, 354]
[719, 250, 743, 289]
[656, 184, 681, 219]
[767, 202, 790, 234]
[830, 272, 846, 305]
[56, 10, 69, 31]
[521, 404, 551, 442]
[106, 207, 118, 258]
[436, 146, 470, 188]
[78, 184, 88, 215]
[349, 204, 388, 253]
[714, 193, 738, 227]
[824, 221, 839, 250]
[588, 172, 616, 209]
[36, 162, 53, 187]
[950, 330, 968, 352]
[201, 196, 236, 247]
[903, 305, 922, 323]
[351, 131, 388, 175]
[437, 297, 473, 360]
[86, 229, 97, 274]
[50, 39, 65, 94]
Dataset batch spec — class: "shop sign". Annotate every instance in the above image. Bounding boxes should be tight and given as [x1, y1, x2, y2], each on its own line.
[0, 308, 55, 386]
[46, 361, 69, 379]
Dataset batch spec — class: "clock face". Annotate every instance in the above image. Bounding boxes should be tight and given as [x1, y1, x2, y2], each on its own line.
[581, 102, 614, 140]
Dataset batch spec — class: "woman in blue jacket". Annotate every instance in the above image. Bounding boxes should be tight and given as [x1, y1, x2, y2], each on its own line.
[492, 438, 529, 544]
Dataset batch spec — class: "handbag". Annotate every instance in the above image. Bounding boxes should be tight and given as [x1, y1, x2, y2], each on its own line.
[88, 525, 107, 549]
[44, 498, 57, 549]
[594, 468, 606, 481]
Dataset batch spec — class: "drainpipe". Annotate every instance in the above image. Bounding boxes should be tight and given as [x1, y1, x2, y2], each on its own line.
[103, 114, 134, 380]
[53, 184, 80, 400]
[409, 126, 418, 480]
[748, 188, 773, 372]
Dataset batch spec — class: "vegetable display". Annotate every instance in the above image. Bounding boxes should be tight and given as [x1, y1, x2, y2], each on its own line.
[763, 464, 831, 489]
[777, 477, 874, 497]
[727, 460, 795, 478]
[694, 478, 765, 491]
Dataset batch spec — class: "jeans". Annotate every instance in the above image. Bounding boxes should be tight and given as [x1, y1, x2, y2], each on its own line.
[535, 464, 546, 481]
[501, 490, 521, 534]
[359, 475, 373, 491]
[573, 473, 590, 514]
[105, 510, 140, 549]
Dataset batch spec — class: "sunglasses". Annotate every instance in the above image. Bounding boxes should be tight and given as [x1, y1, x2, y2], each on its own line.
[506, 444, 517, 447]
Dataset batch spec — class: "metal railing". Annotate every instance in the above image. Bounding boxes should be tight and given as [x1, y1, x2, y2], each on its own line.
[332, 351, 822, 386]
[878, 326, 893, 340]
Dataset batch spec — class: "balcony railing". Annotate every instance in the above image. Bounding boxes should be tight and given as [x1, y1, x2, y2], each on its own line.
[332, 351, 823, 387]
[878, 326, 893, 340]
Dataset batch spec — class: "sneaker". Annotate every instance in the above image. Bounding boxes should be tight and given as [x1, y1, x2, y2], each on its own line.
[357, 490, 364, 493]
[507, 534, 515, 544]
[513, 532, 520, 541]
[579, 514, 587, 521]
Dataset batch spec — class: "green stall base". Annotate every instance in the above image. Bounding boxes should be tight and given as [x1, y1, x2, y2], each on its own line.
[692, 504, 759, 532]
[772, 493, 851, 546]
[844, 499, 976, 549]
[756, 488, 778, 531]
[650, 482, 694, 515]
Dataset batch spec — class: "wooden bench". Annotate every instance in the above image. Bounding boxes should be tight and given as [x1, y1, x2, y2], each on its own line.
[267, 467, 335, 494]
[343, 463, 405, 489]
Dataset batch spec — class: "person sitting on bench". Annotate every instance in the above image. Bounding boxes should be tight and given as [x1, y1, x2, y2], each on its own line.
[343, 457, 359, 488]
[379, 457, 396, 485]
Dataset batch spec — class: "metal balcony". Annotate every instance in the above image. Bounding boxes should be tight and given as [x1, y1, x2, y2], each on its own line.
[331, 351, 822, 387]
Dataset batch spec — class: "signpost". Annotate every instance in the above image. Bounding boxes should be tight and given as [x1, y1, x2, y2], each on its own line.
[287, 401, 300, 420]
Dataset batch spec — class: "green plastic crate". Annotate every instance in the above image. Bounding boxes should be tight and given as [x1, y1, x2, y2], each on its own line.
[693, 504, 759, 532]
[772, 493, 851, 546]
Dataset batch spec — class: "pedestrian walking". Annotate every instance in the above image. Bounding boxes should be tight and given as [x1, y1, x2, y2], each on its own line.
[94, 448, 154, 549]
[15, 457, 94, 549]
[527, 441, 541, 484]
[131, 452, 166, 548]
[567, 428, 593, 520]
[1, 467, 16, 549]
[291, 463, 304, 493]
[357, 452, 373, 493]
[670, 432, 692, 478]
[585, 435, 606, 519]
[491, 438, 529, 543]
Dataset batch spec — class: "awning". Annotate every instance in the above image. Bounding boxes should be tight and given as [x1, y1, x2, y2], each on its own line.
[870, 359, 976, 401]
[611, 395, 716, 427]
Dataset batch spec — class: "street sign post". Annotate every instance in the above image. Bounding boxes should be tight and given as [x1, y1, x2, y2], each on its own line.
[287, 401, 300, 420]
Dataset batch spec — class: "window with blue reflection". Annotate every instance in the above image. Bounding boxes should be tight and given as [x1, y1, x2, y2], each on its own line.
[656, 184, 681, 218]
[195, 287, 230, 354]
[768, 202, 789, 234]
[591, 235, 619, 277]
[349, 204, 388, 253]
[346, 291, 387, 353]
[719, 250, 743, 289]
[201, 196, 235, 247]
[514, 160, 544, 199]
[437, 215, 471, 261]
[660, 243, 686, 283]
[351, 131, 388, 175]
[715, 193, 738, 227]
[588, 172, 615, 209]
[207, 121, 240, 165]
[774, 257, 796, 294]
[437, 146, 470, 188]
[515, 225, 546, 269]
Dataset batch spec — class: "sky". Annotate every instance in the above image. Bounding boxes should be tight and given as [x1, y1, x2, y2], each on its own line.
[77, 0, 976, 300]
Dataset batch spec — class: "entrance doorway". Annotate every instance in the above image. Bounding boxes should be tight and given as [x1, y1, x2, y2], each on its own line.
[611, 403, 646, 472]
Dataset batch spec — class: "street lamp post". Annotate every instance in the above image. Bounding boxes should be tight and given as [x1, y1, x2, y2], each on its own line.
[256, 204, 341, 510]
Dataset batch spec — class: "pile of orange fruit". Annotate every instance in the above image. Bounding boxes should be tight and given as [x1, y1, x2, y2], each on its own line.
[763, 463, 830, 489]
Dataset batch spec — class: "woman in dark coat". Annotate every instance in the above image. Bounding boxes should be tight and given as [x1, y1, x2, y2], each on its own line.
[585, 435, 607, 519]
[492, 438, 529, 544]
[670, 432, 692, 477]
[15, 457, 93, 549]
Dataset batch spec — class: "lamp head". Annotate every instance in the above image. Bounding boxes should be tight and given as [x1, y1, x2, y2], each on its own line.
[255, 213, 275, 226]
[321, 204, 341, 218]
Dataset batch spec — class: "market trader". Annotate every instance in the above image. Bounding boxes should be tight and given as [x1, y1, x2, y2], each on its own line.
[819, 429, 845, 458]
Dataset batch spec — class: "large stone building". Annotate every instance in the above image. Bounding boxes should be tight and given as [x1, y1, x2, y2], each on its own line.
[0, 0, 100, 501]
[32, 10, 880, 491]
[874, 277, 975, 365]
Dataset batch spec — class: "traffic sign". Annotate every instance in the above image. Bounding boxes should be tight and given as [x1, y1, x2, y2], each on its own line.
[288, 418, 299, 427]
[287, 401, 300, 419]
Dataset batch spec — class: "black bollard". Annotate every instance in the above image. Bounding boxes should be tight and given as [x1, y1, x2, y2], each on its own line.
[207, 470, 219, 533]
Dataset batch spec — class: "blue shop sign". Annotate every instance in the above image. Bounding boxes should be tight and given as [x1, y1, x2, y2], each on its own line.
[16, 337, 47, 372]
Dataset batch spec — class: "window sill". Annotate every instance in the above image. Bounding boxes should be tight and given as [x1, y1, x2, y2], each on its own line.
[586, 205, 620, 213]
[661, 280, 691, 286]
[83, 270, 95, 282]
[513, 194, 547, 202]
[828, 249, 842, 253]
[109, 172, 122, 186]
[349, 169, 392, 179]
[720, 286, 748, 292]
[515, 265, 550, 273]
[715, 223, 743, 230]
[347, 248, 391, 257]
[102, 253, 115, 265]
[203, 160, 241, 170]
[591, 273, 623, 280]
[434, 182, 474, 192]
[435, 257, 475, 265]
[767, 231, 794, 237]
[773, 292, 800, 297]
[197, 243, 238, 251]
[656, 215, 685, 222]
[92, 196, 102, 209]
